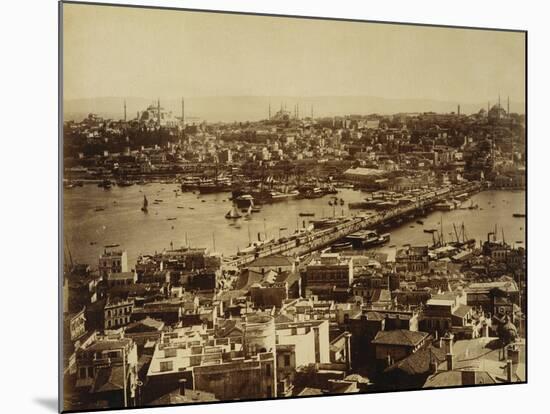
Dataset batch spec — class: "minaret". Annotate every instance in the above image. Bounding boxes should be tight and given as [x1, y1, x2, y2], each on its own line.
[124, 99, 127, 122]
[268, 103, 271, 120]
[181, 98, 189, 128]
[297, 103, 299, 120]
[507, 96, 510, 115]
[457, 104, 460, 117]
[157, 98, 161, 126]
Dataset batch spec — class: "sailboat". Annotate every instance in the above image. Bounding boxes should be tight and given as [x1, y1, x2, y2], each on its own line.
[141, 195, 148, 213]
[244, 205, 253, 220]
[225, 203, 242, 219]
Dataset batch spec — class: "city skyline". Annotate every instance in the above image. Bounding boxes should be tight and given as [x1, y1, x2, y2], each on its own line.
[64, 94, 525, 124]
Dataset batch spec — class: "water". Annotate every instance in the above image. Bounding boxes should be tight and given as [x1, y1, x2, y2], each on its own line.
[63, 185, 525, 267]
[387, 190, 526, 249]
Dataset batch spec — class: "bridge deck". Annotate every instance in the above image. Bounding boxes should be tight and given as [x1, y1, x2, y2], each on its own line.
[222, 182, 482, 269]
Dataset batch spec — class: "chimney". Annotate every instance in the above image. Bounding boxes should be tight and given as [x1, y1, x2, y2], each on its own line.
[429, 359, 438, 374]
[446, 353, 455, 371]
[428, 350, 438, 374]
[179, 378, 187, 396]
[507, 345, 520, 365]
[461, 369, 477, 385]
[442, 332, 454, 355]
[506, 359, 513, 382]
[344, 332, 352, 372]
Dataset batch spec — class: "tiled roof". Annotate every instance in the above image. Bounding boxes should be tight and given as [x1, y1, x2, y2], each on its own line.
[149, 389, 218, 405]
[91, 366, 124, 393]
[452, 305, 472, 319]
[215, 319, 243, 337]
[372, 330, 429, 347]
[107, 271, 135, 280]
[423, 370, 496, 388]
[247, 255, 294, 268]
[125, 317, 164, 333]
[86, 338, 131, 352]
[385, 345, 446, 376]
[298, 387, 323, 396]
[235, 270, 263, 290]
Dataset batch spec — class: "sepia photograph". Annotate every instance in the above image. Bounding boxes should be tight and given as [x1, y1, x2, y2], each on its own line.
[60, 1, 526, 412]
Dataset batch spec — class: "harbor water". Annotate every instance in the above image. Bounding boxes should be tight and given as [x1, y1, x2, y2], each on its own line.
[63, 185, 526, 267]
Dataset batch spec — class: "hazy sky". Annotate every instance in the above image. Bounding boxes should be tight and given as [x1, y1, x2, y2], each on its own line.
[63, 3, 525, 104]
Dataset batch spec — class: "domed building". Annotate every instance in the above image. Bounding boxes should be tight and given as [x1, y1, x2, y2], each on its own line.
[488, 104, 507, 121]
[271, 107, 291, 122]
[138, 100, 178, 127]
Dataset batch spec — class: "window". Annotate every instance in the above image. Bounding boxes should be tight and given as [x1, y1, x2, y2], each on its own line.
[159, 361, 173, 372]
[265, 363, 271, 376]
[284, 355, 291, 367]
[79, 367, 87, 379]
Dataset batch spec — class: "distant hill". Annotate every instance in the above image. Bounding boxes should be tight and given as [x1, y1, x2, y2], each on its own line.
[64, 95, 526, 123]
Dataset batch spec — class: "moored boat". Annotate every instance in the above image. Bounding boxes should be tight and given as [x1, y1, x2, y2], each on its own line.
[225, 204, 242, 219]
[141, 195, 148, 213]
[331, 241, 353, 251]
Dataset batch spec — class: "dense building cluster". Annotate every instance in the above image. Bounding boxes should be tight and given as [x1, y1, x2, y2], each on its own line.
[63, 99, 525, 193]
[62, 100, 525, 410]
[63, 222, 525, 409]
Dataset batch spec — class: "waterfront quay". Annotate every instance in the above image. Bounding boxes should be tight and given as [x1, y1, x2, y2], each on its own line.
[223, 181, 482, 268]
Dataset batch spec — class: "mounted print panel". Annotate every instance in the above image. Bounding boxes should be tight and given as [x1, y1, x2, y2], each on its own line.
[60, 1, 526, 412]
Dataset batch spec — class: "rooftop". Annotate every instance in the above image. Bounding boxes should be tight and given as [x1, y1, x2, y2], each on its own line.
[149, 389, 218, 406]
[247, 255, 294, 268]
[385, 345, 446, 376]
[423, 370, 496, 388]
[372, 330, 429, 347]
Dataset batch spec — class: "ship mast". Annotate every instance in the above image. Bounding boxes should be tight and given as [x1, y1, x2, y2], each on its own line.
[440, 215, 444, 245]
